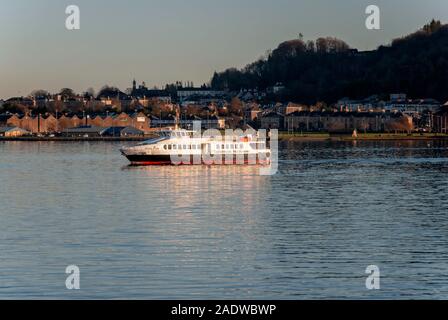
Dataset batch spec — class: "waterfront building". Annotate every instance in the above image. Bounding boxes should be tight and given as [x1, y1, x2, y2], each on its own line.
[61, 126, 105, 138]
[384, 98, 441, 115]
[0, 126, 30, 137]
[432, 106, 448, 133]
[101, 126, 144, 137]
[260, 112, 284, 130]
[336, 95, 384, 112]
[283, 111, 413, 133]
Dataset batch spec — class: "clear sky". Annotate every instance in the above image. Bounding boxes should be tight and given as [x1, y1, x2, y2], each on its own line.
[1, 0, 448, 98]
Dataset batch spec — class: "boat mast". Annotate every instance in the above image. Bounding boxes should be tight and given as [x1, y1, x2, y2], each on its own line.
[175, 104, 180, 130]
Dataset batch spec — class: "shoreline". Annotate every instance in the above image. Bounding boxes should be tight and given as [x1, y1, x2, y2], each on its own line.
[1, 133, 448, 142]
[0, 137, 149, 142]
[279, 133, 448, 142]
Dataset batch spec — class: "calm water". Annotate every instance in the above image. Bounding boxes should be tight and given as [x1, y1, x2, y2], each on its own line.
[1, 140, 448, 299]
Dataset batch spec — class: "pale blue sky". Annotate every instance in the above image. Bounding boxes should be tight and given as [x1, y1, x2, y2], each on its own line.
[1, 0, 448, 98]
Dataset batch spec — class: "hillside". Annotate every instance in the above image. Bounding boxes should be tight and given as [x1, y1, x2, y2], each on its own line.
[210, 20, 448, 104]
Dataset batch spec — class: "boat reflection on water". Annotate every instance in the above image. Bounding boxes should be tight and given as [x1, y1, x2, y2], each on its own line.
[121, 164, 272, 218]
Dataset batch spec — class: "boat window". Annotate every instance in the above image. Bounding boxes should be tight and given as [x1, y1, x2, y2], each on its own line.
[183, 145, 187, 150]
[240, 144, 244, 149]
[168, 145, 172, 150]
[226, 144, 229, 149]
[216, 144, 220, 150]
[173, 145, 177, 150]
[163, 145, 167, 150]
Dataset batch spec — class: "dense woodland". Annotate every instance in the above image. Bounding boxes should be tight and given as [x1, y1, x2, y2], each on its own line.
[211, 20, 448, 104]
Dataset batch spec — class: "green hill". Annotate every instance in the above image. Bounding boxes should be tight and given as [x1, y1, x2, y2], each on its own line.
[211, 20, 448, 104]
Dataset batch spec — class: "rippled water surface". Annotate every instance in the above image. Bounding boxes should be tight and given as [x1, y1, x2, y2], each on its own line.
[1, 140, 448, 299]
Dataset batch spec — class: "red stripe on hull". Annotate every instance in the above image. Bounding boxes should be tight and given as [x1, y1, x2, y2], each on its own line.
[130, 160, 270, 166]
[130, 161, 172, 166]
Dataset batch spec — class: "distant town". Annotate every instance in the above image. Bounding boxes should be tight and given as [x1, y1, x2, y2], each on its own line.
[2, 20, 448, 140]
[0, 79, 447, 139]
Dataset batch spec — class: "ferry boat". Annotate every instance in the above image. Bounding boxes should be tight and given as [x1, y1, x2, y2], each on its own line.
[120, 129, 271, 166]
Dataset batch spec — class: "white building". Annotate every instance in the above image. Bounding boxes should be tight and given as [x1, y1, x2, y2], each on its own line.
[385, 99, 441, 115]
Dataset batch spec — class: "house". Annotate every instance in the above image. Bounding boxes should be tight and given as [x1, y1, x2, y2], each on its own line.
[5, 97, 34, 107]
[260, 112, 284, 130]
[244, 103, 262, 122]
[129, 112, 151, 133]
[0, 126, 30, 137]
[131, 81, 172, 104]
[276, 102, 306, 115]
[97, 89, 134, 111]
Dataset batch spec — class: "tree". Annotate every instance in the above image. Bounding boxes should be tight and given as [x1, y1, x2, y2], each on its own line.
[85, 87, 95, 98]
[423, 19, 442, 34]
[59, 88, 76, 99]
[306, 40, 315, 52]
[30, 89, 50, 97]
